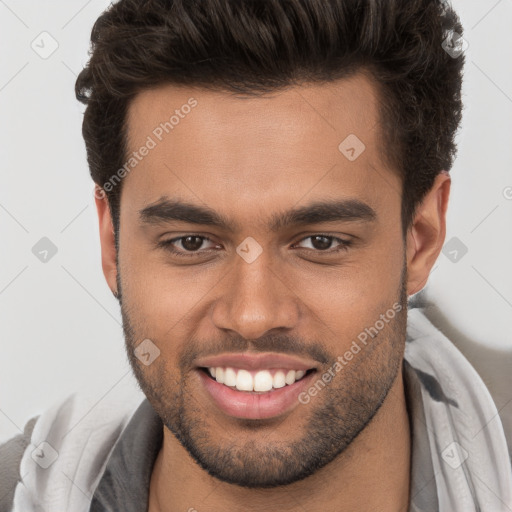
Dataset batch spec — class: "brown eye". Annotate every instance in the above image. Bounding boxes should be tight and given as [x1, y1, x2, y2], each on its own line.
[310, 235, 333, 250]
[157, 235, 219, 257]
[180, 235, 205, 251]
[295, 235, 351, 253]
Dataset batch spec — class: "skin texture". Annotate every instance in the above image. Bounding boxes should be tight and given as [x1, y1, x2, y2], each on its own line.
[95, 73, 450, 512]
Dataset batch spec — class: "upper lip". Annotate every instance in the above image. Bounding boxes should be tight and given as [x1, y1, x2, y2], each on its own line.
[195, 352, 318, 372]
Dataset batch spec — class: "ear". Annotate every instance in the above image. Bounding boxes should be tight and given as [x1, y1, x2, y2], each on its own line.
[94, 185, 119, 297]
[406, 171, 451, 296]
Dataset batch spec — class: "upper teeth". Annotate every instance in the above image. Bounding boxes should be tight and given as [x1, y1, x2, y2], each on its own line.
[208, 367, 307, 392]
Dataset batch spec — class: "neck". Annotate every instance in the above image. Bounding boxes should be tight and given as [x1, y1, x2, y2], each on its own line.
[149, 368, 411, 512]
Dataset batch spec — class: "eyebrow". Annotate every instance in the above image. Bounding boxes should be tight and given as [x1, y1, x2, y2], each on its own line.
[139, 197, 377, 232]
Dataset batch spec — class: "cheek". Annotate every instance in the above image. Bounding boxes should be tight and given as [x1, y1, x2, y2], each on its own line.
[120, 243, 220, 335]
[296, 239, 404, 345]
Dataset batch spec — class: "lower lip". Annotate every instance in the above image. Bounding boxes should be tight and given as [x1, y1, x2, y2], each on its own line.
[197, 369, 315, 420]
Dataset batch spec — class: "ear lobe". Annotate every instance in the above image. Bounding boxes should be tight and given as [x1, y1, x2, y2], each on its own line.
[406, 172, 451, 296]
[94, 185, 119, 297]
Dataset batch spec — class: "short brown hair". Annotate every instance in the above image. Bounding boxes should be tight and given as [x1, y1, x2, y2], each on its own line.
[76, 0, 465, 240]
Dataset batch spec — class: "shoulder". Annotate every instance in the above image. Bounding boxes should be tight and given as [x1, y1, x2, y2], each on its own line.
[5, 392, 144, 512]
[0, 416, 39, 512]
[406, 302, 512, 464]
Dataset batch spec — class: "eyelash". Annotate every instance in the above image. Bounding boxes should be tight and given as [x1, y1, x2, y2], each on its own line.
[157, 234, 352, 258]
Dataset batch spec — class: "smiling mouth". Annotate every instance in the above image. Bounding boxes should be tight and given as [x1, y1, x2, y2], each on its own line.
[199, 366, 317, 393]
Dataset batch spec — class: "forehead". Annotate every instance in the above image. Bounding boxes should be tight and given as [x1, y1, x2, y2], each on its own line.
[122, 74, 399, 228]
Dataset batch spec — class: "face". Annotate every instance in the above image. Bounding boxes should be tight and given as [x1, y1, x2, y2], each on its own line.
[112, 73, 410, 487]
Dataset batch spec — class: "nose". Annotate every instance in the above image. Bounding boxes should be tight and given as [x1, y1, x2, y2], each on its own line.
[211, 249, 300, 340]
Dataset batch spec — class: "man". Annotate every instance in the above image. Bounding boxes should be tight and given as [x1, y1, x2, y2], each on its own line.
[2, 0, 511, 511]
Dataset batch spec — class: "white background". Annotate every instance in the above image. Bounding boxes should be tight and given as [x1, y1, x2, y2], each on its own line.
[1, 0, 511, 443]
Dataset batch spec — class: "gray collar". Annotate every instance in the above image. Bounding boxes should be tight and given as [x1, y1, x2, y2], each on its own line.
[403, 358, 439, 512]
[89, 398, 163, 512]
